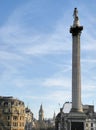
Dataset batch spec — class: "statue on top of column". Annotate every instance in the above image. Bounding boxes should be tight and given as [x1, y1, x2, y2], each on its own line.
[73, 8, 80, 27]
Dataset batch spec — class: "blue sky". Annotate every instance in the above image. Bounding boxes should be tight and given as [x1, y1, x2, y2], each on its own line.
[0, 0, 96, 119]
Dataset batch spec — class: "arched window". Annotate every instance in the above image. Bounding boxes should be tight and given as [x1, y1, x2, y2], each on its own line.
[4, 102, 8, 106]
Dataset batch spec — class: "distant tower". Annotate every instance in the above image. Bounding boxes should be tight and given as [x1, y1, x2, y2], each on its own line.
[39, 104, 44, 121]
[53, 111, 56, 121]
[70, 8, 83, 113]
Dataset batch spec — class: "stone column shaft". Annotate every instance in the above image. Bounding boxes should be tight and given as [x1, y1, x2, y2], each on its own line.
[72, 32, 82, 112]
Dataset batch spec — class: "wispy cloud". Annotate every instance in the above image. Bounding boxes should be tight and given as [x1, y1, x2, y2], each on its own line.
[42, 77, 71, 88]
[23, 90, 71, 103]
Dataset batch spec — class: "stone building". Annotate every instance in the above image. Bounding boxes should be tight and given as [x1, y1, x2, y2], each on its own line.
[0, 96, 25, 130]
[55, 8, 96, 130]
[25, 107, 34, 130]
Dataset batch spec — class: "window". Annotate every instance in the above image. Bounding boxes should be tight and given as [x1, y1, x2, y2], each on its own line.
[13, 122, 18, 126]
[7, 116, 10, 120]
[4, 102, 8, 106]
[91, 123, 93, 127]
[13, 116, 18, 120]
[8, 122, 10, 126]
[20, 116, 24, 120]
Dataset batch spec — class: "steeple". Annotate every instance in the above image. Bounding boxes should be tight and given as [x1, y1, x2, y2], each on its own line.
[53, 111, 56, 121]
[39, 104, 44, 121]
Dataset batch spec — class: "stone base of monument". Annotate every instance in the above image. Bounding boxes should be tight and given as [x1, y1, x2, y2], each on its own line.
[67, 112, 86, 130]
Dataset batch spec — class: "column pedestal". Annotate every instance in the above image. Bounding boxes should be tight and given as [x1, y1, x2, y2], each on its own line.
[67, 112, 86, 130]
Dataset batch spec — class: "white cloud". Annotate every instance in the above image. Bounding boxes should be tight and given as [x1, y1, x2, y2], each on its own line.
[43, 77, 71, 88]
[83, 85, 96, 92]
[0, 51, 23, 61]
[82, 59, 96, 63]
[23, 90, 71, 103]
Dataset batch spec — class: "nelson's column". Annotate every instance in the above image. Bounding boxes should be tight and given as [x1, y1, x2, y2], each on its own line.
[71, 8, 83, 113]
[68, 8, 86, 130]
[55, 8, 96, 130]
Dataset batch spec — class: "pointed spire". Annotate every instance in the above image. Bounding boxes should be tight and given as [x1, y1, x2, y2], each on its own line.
[73, 8, 80, 27]
[53, 111, 56, 120]
[40, 104, 43, 112]
[39, 104, 44, 121]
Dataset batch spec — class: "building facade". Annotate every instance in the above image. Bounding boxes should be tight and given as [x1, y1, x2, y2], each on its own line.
[25, 107, 34, 130]
[0, 96, 25, 130]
